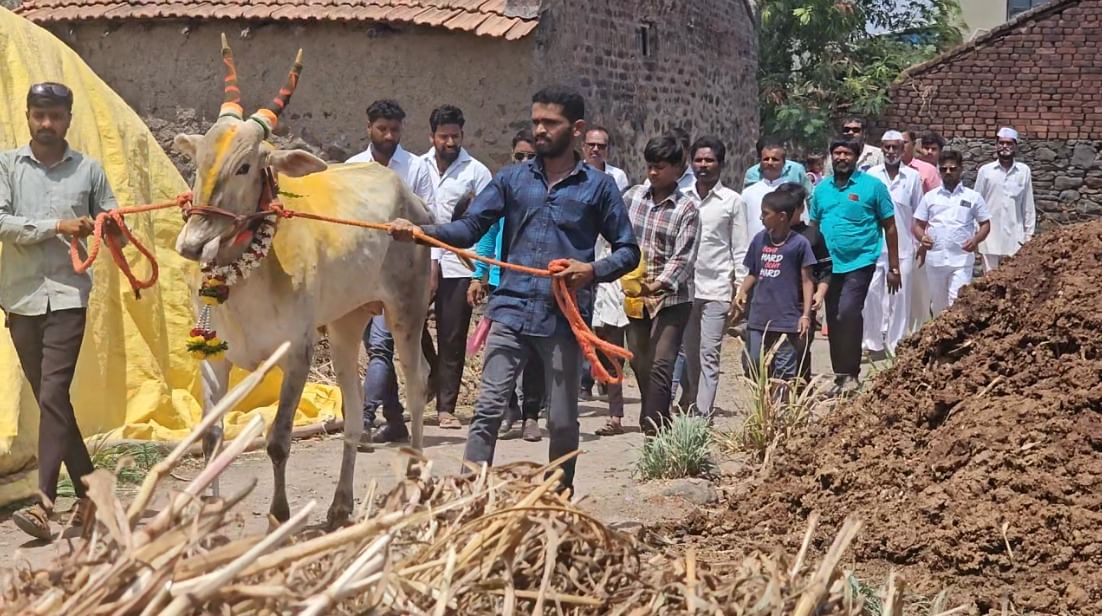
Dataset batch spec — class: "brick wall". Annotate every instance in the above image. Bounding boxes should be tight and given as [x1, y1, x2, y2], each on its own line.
[536, 0, 759, 186]
[882, 0, 1102, 141]
[881, 0, 1102, 225]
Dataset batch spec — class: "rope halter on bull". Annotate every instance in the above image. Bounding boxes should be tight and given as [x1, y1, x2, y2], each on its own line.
[186, 34, 302, 359]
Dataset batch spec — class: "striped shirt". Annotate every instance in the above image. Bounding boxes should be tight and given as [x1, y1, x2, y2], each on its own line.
[624, 184, 700, 316]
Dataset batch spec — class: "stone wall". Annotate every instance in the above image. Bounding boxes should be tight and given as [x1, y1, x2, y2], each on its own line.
[48, 21, 536, 173]
[951, 138, 1102, 225]
[538, 0, 759, 184]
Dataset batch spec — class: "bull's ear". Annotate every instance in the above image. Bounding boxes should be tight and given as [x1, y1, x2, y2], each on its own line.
[173, 134, 202, 160]
[264, 149, 327, 177]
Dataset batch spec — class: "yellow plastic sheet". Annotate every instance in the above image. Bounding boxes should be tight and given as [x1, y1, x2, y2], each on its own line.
[0, 8, 342, 506]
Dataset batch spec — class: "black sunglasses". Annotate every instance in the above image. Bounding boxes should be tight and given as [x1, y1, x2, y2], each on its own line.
[841, 126, 863, 134]
[30, 82, 73, 100]
[513, 152, 537, 162]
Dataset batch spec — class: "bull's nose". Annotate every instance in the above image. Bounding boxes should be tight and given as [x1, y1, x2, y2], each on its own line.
[176, 234, 202, 261]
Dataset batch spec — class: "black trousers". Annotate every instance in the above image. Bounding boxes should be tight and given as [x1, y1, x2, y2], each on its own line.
[825, 264, 876, 378]
[626, 302, 692, 432]
[507, 352, 545, 422]
[433, 276, 473, 416]
[8, 307, 92, 504]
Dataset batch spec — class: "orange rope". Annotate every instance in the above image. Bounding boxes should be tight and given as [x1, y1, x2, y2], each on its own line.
[272, 204, 633, 385]
[72, 193, 633, 384]
[69, 195, 190, 299]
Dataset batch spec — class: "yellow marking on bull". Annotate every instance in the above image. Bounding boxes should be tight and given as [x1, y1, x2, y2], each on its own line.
[199, 125, 239, 205]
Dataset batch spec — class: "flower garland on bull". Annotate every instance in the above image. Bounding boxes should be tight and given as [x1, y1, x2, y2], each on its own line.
[188, 219, 276, 359]
[187, 34, 300, 360]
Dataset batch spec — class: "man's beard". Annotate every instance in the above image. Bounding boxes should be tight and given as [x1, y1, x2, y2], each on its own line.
[535, 132, 572, 158]
[34, 130, 60, 146]
[438, 146, 460, 164]
[372, 140, 397, 157]
[832, 159, 855, 175]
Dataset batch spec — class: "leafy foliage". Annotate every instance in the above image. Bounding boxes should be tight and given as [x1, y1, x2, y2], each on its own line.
[759, 0, 965, 153]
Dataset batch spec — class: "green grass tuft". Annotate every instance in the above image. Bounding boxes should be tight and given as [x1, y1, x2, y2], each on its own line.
[56, 437, 166, 498]
[633, 414, 715, 481]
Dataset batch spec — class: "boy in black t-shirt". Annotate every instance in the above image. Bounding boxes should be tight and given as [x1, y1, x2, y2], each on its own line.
[735, 189, 816, 382]
[775, 183, 831, 381]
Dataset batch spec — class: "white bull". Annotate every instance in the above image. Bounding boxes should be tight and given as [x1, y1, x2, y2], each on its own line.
[172, 36, 433, 527]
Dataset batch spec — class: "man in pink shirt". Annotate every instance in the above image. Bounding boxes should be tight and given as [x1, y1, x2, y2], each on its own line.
[903, 131, 941, 193]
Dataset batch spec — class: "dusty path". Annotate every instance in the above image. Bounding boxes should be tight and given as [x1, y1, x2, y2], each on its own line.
[0, 338, 834, 568]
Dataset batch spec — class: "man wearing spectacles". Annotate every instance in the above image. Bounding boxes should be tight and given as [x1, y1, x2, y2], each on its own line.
[827, 117, 884, 175]
[582, 127, 630, 193]
[2, 82, 122, 540]
[914, 150, 991, 315]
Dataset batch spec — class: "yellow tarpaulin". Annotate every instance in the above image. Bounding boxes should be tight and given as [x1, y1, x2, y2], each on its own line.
[0, 8, 342, 506]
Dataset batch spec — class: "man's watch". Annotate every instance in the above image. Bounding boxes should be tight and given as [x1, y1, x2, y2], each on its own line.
[888, 267, 901, 275]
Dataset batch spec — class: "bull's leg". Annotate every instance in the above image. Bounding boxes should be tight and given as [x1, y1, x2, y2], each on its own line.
[325, 309, 373, 529]
[267, 341, 312, 524]
[386, 309, 429, 455]
[200, 358, 231, 497]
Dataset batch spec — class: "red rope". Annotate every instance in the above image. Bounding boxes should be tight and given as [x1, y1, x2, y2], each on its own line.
[73, 193, 633, 384]
[69, 194, 191, 299]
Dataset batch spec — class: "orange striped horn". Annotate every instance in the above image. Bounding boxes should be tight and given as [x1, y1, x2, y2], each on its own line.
[249, 48, 303, 137]
[219, 33, 243, 119]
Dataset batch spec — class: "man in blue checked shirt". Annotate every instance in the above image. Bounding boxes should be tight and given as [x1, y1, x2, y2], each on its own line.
[388, 85, 640, 494]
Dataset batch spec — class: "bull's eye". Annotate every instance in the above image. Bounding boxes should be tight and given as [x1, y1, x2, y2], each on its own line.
[236, 163, 251, 176]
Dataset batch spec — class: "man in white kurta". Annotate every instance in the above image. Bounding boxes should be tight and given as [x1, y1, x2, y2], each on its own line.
[975, 127, 1036, 272]
[862, 131, 923, 355]
[741, 141, 791, 238]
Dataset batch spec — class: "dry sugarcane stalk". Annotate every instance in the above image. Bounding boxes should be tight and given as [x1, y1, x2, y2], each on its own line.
[127, 341, 290, 526]
[298, 532, 393, 616]
[792, 516, 863, 616]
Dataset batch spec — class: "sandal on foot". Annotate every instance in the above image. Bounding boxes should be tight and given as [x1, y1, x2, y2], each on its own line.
[595, 421, 625, 436]
[438, 413, 463, 430]
[70, 497, 94, 528]
[12, 504, 52, 541]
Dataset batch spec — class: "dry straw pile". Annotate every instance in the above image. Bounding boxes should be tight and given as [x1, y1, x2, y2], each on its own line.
[1, 345, 909, 615]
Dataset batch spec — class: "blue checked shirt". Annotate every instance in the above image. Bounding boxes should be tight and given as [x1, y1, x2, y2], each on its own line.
[422, 158, 640, 337]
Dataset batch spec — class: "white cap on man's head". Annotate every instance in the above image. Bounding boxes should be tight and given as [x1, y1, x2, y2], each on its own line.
[997, 127, 1019, 141]
[881, 130, 904, 141]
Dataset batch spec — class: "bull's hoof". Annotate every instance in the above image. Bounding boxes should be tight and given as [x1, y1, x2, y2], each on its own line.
[326, 505, 351, 530]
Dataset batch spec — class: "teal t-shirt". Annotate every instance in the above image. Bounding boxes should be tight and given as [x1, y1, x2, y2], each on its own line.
[809, 171, 894, 274]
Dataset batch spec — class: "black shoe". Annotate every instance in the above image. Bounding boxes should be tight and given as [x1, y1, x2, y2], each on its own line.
[499, 419, 521, 440]
[372, 423, 410, 444]
[578, 387, 595, 401]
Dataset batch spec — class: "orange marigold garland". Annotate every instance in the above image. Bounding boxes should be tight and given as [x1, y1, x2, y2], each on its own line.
[188, 220, 275, 359]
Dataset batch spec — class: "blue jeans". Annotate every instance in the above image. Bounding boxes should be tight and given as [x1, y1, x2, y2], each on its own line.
[670, 350, 686, 404]
[745, 329, 803, 382]
[362, 315, 403, 427]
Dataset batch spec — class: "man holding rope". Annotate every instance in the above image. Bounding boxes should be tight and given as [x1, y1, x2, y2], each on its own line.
[389, 86, 639, 494]
[1, 83, 122, 540]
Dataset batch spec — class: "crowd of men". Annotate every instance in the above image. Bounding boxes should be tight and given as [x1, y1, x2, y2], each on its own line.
[1, 80, 1038, 538]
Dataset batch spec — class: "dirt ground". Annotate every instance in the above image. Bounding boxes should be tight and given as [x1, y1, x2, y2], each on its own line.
[0, 335, 836, 571]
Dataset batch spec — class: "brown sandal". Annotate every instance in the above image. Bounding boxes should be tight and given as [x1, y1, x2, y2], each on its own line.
[12, 503, 53, 541]
[70, 497, 95, 528]
[437, 413, 463, 430]
[595, 421, 625, 436]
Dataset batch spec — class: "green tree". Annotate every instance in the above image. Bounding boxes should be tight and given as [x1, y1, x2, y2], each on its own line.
[759, 0, 964, 154]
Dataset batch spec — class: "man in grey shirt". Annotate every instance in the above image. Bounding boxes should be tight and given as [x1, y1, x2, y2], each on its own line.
[1, 83, 120, 540]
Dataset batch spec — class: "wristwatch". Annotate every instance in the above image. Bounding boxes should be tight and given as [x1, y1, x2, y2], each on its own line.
[888, 267, 900, 275]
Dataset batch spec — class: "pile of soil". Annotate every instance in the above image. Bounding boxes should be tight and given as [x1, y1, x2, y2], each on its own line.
[683, 222, 1102, 613]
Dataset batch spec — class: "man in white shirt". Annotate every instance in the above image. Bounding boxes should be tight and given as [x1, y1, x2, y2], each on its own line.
[741, 139, 791, 238]
[914, 150, 992, 315]
[828, 118, 884, 174]
[863, 131, 923, 355]
[676, 136, 749, 416]
[583, 126, 630, 192]
[975, 126, 1036, 272]
[420, 105, 493, 430]
[347, 99, 436, 445]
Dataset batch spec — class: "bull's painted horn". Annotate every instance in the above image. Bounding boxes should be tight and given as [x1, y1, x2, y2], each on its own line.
[219, 33, 243, 120]
[249, 48, 303, 137]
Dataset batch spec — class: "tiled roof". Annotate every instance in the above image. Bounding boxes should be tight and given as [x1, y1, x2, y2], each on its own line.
[15, 0, 542, 39]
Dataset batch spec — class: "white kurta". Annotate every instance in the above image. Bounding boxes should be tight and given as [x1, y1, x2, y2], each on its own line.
[974, 160, 1036, 258]
[862, 164, 923, 353]
[739, 177, 787, 239]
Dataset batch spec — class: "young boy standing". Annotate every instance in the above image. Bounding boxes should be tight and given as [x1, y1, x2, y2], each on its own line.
[735, 190, 816, 382]
[777, 183, 831, 380]
[914, 150, 992, 314]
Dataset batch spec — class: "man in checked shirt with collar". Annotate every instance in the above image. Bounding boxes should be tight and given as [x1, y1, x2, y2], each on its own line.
[1, 83, 122, 540]
[622, 134, 700, 435]
[388, 86, 639, 494]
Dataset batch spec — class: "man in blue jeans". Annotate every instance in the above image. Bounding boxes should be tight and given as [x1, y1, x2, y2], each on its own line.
[388, 86, 639, 493]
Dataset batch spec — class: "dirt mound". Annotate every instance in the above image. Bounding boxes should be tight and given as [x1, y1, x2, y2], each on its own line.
[685, 222, 1102, 613]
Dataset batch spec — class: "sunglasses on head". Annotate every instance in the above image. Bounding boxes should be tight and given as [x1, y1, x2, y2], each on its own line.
[30, 82, 73, 100]
[513, 152, 537, 162]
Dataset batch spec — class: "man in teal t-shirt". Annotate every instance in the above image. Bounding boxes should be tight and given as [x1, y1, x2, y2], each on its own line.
[810, 137, 900, 394]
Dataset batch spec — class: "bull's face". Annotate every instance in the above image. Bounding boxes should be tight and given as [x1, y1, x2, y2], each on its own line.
[173, 35, 326, 264]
